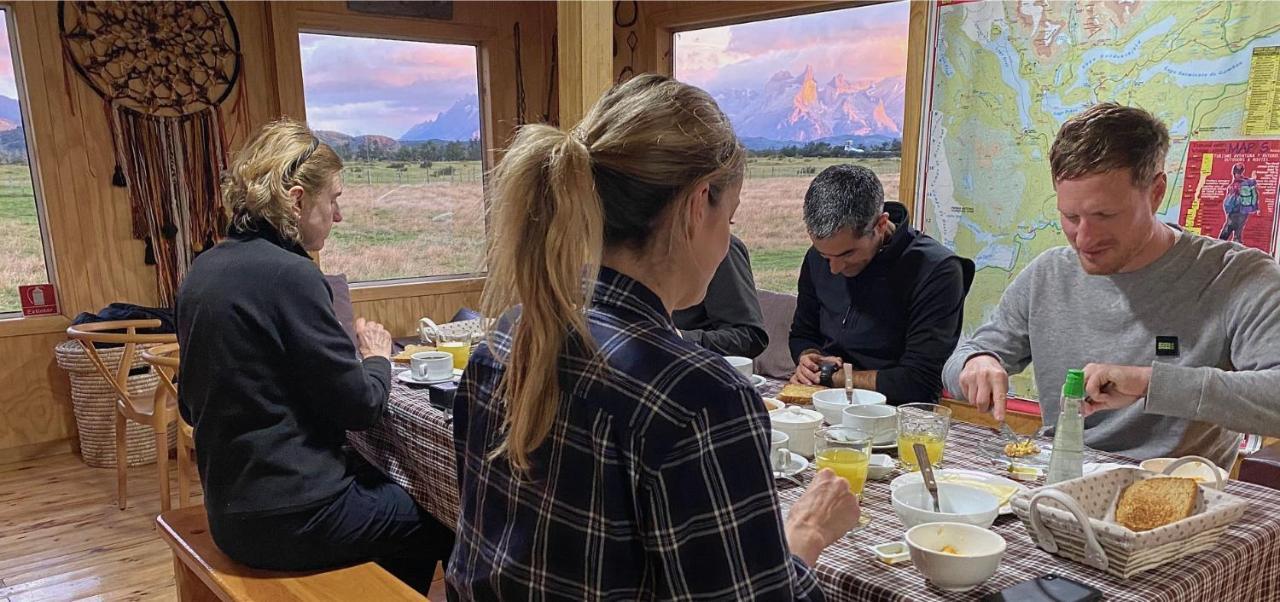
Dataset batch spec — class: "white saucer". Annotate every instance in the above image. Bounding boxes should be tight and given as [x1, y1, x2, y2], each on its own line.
[871, 440, 897, 451]
[396, 371, 454, 385]
[749, 374, 766, 388]
[775, 452, 809, 477]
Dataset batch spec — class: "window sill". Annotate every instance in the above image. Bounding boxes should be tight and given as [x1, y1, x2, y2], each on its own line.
[0, 313, 71, 339]
[349, 274, 486, 303]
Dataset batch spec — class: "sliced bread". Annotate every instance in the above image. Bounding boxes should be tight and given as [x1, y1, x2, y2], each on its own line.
[1115, 477, 1199, 532]
[778, 383, 825, 405]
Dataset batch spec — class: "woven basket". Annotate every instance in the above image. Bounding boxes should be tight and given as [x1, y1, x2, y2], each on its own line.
[1010, 464, 1249, 578]
[54, 339, 175, 468]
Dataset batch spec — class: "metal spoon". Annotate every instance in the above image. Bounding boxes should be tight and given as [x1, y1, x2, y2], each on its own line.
[915, 442, 941, 513]
[844, 363, 854, 403]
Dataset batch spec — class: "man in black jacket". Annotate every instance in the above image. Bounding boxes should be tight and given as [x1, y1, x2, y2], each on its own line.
[789, 164, 974, 404]
[673, 235, 769, 358]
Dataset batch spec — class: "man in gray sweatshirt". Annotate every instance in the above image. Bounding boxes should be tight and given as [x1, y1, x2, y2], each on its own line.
[943, 103, 1280, 468]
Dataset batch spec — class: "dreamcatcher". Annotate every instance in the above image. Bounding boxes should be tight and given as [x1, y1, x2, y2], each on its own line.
[60, 1, 242, 304]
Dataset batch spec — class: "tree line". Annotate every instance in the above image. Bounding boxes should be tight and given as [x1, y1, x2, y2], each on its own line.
[748, 139, 902, 159]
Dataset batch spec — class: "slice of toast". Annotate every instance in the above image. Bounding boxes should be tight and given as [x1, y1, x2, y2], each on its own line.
[778, 383, 825, 405]
[392, 344, 435, 363]
[1115, 477, 1199, 532]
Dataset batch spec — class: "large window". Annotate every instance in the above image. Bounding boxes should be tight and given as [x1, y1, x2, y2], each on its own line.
[674, 2, 909, 294]
[299, 32, 484, 283]
[0, 9, 50, 314]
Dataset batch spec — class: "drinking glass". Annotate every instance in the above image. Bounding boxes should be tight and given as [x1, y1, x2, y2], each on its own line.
[897, 403, 951, 471]
[437, 332, 473, 370]
[814, 426, 873, 535]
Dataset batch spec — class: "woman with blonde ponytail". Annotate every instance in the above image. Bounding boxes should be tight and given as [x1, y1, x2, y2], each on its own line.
[450, 75, 859, 600]
[176, 119, 452, 593]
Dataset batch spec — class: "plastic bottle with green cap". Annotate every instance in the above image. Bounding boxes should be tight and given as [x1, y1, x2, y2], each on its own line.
[1046, 368, 1086, 484]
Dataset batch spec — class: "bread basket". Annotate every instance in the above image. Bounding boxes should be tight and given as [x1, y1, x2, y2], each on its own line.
[1009, 459, 1248, 578]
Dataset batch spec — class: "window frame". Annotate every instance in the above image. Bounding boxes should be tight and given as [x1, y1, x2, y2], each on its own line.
[0, 2, 58, 321]
[274, 6, 495, 289]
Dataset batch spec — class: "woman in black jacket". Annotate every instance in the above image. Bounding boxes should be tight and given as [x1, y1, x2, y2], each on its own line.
[175, 119, 452, 593]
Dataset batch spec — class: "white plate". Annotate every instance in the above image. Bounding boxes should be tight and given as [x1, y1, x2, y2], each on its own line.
[396, 371, 455, 385]
[749, 374, 766, 388]
[775, 452, 810, 477]
[871, 440, 898, 451]
[890, 468, 1028, 515]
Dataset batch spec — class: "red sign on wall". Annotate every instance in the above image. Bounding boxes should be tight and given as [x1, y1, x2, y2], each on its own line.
[1179, 139, 1280, 255]
[18, 284, 57, 316]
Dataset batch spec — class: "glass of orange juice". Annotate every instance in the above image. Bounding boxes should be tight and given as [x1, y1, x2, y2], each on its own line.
[814, 426, 873, 497]
[897, 403, 951, 471]
[437, 333, 472, 370]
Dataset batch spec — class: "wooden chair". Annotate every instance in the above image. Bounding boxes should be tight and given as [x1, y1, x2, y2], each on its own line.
[66, 320, 178, 511]
[156, 506, 428, 601]
[143, 342, 199, 508]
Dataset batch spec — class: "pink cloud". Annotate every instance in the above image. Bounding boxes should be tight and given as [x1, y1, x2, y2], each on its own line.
[675, 2, 909, 92]
[0, 11, 18, 98]
[299, 33, 479, 137]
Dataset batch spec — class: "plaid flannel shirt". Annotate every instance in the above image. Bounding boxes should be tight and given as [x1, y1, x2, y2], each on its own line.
[448, 267, 822, 601]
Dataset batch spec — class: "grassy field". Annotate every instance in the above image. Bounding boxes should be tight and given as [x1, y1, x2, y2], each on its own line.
[0, 156, 901, 312]
[327, 156, 900, 292]
[0, 164, 47, 313]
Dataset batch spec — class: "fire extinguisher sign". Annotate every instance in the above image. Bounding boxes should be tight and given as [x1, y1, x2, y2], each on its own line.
[18, 284, 57, 316]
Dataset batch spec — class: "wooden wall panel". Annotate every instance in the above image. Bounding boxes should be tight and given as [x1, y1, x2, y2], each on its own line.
[0, 1, 555, 460]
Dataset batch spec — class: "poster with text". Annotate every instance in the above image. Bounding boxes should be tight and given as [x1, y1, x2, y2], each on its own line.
[1179, 139, 1280, 255]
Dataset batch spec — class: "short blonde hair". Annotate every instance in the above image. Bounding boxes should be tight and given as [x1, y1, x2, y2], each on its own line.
[1050, 102, 1169, 187]
[223, 119, 342, 242]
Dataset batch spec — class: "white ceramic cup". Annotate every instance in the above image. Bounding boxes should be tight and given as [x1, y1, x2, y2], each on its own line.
[843, 404, 898, 445]
[770, 430, 791, 471]
[769, 406, 824, 457]
[723, 355, 753, 379]
[411, 351, 454, 381]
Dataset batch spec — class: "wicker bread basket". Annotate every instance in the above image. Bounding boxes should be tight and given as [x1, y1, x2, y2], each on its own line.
[1009, 460, 1248, 578]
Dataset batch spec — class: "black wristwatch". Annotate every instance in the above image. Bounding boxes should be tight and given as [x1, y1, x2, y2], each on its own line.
[818, 362, 838, 387]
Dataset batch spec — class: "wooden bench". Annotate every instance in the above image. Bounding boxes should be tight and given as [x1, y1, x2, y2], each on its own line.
[156, 506, 428, 601]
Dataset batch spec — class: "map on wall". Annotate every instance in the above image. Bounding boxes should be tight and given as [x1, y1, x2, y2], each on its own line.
[916, 1, 1280, 399]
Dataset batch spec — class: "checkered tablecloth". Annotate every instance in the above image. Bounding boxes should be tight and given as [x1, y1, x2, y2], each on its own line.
[351, 374, 1280, 601]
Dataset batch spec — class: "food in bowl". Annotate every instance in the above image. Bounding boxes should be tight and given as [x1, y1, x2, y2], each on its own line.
[905, 522, 1006, 592]
[1003, 439, 1041, 458]
[1115, 477, 1199, 532]
[893, 482, 1000, 529]
[778, 383, 824, 405]
[762, 397, 785, 412]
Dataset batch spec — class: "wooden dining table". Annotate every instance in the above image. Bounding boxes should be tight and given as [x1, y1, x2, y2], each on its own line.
[349, 370, 1280, 601]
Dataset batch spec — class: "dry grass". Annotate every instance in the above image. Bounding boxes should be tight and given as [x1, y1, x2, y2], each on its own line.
[0, 159, 902, 312]
[0, 165, 49, 312]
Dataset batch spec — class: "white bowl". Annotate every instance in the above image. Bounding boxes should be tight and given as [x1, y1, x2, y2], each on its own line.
[867, 453, 895, 480]
[811, 388, 887, 424]
[842, 404, 897, 445]
[723, 355, 753, 378]
[905, 522, 1006, 592]
[892, 482, 1000, 530]
[1139, 456, 1228, 490]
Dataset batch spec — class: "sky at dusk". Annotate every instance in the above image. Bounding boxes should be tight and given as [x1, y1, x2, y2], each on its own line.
[299, 33, 478, 138]
[674, 1, 909, 93]
[0, 11, 18, 99]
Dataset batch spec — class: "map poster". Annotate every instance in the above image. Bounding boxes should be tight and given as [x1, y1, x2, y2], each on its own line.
[1179, 140, 1280, 255]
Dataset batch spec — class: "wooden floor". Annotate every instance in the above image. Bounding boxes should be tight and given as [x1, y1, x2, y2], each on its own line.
[0, 453, 200, 601]
[0, 453, 446, 601]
